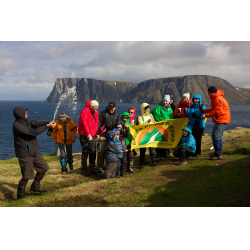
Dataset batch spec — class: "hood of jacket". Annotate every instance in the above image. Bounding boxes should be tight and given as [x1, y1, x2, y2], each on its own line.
[128, 107, 136, 123]
[182, 125, 192, 134]
[209, 89, 224, 100]
[122, 112, 132, 126]
[106, 130, 115, 141]
[192, 94, 202, 107]
[13, 106, 28, 122]
[141, 103, 151, 116]
[86, 100, 91, 107]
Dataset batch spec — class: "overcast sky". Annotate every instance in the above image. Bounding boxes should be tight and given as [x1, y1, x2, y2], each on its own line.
[1, 41, 250, 100]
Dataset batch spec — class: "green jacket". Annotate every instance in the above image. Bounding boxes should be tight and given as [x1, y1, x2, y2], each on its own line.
[150, 102, 174, 122]
[122, 112, 132, 145]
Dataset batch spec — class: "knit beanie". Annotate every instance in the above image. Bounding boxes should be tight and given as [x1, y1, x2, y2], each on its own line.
[208, 86, 217, 93]
[90, 100, 99, 106]
[182, 93, 190, 100]
[163, 95, 170, 102]
[112, 128, 120, 134]
[58, 112, 67, 121]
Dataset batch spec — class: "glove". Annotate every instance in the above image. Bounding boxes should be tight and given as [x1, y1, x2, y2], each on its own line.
[191, 113, 196, 118]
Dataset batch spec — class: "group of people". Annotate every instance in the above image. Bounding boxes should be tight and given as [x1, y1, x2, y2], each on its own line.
[12, 85, 231, 199]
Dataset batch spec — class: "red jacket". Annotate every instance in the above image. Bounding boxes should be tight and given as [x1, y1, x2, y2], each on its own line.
[203, 89, 230, 124]
[173, 99, 191, 118]
[78, 100, 99, 137]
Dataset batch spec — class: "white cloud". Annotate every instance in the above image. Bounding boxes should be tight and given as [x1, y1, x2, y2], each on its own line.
[1, 41, 250, 100]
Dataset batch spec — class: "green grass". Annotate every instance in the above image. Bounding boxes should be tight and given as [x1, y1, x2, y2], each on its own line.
[1, 127, 250, 207]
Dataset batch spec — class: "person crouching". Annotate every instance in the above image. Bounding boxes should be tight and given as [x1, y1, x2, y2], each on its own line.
[104, 130, 122, 179]
[52, 112, 78, 174]
[173, 125, 196, 166]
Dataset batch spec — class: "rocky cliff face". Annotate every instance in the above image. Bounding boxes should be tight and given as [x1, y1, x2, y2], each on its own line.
[46, 78, 137, 103]
[46, 75, 250, 105]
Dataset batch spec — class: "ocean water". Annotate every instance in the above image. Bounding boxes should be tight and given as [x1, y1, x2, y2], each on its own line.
[1, 101, 250, 160]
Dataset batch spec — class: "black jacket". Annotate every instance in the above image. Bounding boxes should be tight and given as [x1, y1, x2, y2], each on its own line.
[116, 121, 130, 148]
[12, 106, 49, 158]
[98, 107, 121, 135]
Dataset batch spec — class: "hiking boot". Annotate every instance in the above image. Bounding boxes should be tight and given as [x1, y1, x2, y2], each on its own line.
[30, 173, 47, 193]
[195, 154, 200, 157]
[97, 169, 105, 174]
[177, 160, 187, 166]
[89, 165, 97, 175]
[69, 163, 73, 170]
[62, 171, 67, 175]
[209, 155, 223, 160]
[17, 181, 27, 200]
[30, 180, 47, 193]
[160, 157, 166, 160]
[152, 161, 157, 166]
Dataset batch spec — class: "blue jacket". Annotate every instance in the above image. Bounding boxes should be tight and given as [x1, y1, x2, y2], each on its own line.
[180, 125, 196, 154]
[105, 130, 122, 163]
[185, 94, 206, 129]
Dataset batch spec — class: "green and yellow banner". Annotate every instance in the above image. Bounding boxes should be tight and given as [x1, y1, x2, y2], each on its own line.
[130, 118, 189, 150]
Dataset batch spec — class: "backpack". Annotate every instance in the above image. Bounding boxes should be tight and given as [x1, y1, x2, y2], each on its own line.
[134, 113, 153, 125]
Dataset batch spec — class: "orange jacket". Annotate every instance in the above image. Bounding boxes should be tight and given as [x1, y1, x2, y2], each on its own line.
[204, 89, 231, 124]
[52, 116, 78, 145]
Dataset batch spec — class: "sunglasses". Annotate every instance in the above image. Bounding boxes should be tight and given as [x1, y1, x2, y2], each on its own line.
[128, 112, 134, 114]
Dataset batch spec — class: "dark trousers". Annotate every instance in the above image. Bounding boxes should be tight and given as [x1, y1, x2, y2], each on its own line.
[139, 147, 157, 163]
[192, 128, 203, 155]
[127, 145, 134, 162]
[120, 152, 127, 176]
[173, 145, 193, 161]
[79, 135, 96, 169]
[105, 161, 117, 179]
[115, 158, 122, 177]
[18, 152, 49, 180]
[156, 148, 167, 158]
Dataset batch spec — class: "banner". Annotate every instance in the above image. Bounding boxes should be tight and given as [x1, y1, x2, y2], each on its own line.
[130, 118, 189, 150]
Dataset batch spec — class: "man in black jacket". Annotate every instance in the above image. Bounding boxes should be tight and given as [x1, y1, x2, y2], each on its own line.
[12, 106, 56, 199]
[96, 102, 122, 173]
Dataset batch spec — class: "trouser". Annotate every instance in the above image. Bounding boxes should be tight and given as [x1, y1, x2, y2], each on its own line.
[120, 151, 128, 176]
[156, 148, 167, 158]
[105, 161, 117, 179]
[173, 145, 194, 161]
[58, 143, 73, 170]
[18, 152, 50, 180]
[115, 158, 122, 177]
[97, 136, 107, 170]
[192, 128, 203, 155]
[211, 123, 227, 157]
[79, 135, 96, 169]
[139, 147, 157, 164]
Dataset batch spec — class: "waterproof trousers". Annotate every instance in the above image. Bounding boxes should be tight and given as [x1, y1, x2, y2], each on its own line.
[139, 147, 157, 164]
[79, 135, 96, 170]
[192, 128, 203, 155]
[211, 123, 227, 157]
[97, 136, 107, 170]
[173, 145, 193, 161]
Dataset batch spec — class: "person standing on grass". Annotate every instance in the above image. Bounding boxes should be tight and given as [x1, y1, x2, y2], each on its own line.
[97, 102, 121, 174]
[52, 112, 78, 174]
[185, 94, 206, 157]
[104, 130, 122, 179]
[173, 93, 191, 118]
[13, 106, 56, 200]
[201, 86, 231, 160]
[78, 100, 100, 175]
[137, 103, 158, 167]
[150, 95, 174, 160]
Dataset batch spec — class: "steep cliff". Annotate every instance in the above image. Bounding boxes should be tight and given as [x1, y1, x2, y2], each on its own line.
[46, 78, 137, 103]
[46, 75, 250, 105]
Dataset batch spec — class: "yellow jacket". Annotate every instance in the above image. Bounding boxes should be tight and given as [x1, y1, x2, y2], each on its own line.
[52, 116, 78, 145]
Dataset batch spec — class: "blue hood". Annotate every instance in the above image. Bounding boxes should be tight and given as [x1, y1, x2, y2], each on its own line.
[192, 94, 202, 106]
[106, 130, 115, 141]
[182, 125, 192, 134]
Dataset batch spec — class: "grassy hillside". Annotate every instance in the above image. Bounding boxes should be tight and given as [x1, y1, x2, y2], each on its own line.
[1, 127, 250, 207]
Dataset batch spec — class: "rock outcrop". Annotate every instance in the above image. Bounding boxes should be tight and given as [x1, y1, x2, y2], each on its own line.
[46, 75, 250, 105]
